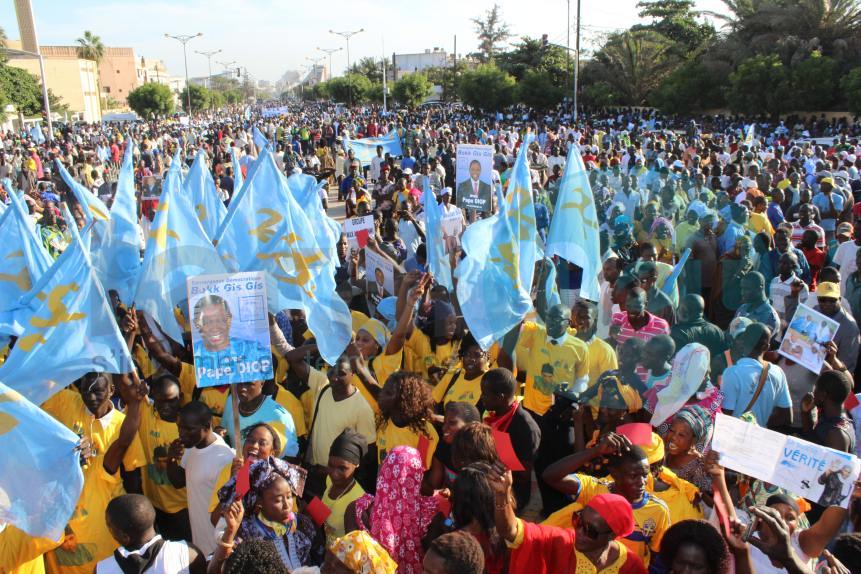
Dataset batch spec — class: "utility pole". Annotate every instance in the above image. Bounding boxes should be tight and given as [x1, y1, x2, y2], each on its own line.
[329, 28, 364, 106]
[381, 36, 387, 113]
[11, 0, 53, 139]
[566, 0, 571, 107]
[316, 46, 342, 82]
[195, 49, 222, 89]
[164, 32, 202, 114]
[452, 35, 457, 103]
[305, 56, 325, 99]
[574, 0, 581, 122]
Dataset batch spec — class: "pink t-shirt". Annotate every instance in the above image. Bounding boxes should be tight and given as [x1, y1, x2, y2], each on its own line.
[612, 311, 670, 382]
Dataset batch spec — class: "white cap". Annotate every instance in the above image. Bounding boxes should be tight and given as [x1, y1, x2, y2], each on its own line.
[440, 187, 452, 196]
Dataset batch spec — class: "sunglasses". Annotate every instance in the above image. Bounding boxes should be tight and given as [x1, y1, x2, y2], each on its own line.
[573, 510, 612, 539]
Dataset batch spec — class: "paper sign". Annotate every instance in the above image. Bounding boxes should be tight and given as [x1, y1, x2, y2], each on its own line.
[364, 248, 395, 299]
[235, 458, 252, 500]
[456, 144, 494, 212]
[778, 303, 840, 374]
[441, 209, 464, 253]
[187, 272, 274, 387]
[343, 215, 375, 249]
[712, 413, 861, 508]
[492, 430, 525, 472]
[616, 423, 653, 446]
[305, 496, 332, 527]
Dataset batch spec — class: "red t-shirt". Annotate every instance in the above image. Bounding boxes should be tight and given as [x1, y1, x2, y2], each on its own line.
[801, 247, 826, 289]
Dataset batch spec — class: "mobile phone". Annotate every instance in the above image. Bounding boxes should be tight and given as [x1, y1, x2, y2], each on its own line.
[741, 517, 758, 542]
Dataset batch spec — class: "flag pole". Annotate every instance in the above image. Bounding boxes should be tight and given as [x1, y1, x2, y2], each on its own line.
[230, 384, 241, 448]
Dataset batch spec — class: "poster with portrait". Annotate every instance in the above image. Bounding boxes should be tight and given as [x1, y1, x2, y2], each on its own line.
[456, 144, 494, 212]
[713, 413, 861, 509]
[187, 271, 274, 387]
[778, 303, 840, 374]
[364, 248, 394, 309]
[441, 209, 465, 253]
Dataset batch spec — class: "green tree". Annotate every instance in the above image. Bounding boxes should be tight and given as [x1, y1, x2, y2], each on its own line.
[726, 53, 792, 116]
[457, 64, 516, 111]
[592, 29, 679, 105]
[471, 3, 511, 62]
[635, 0, 714, 54]
[516, 69, 564, 110]
[348, 57, 384, 84]
[424, 62, 468, 102]
[581, 81, 619, 107]
[76, 30, 105, 112]
[841, 67, 861, 114]
[180, 84, 211, 112]
[497, 36, 574, 87]
[392, 73, 432, 107]
[127, 82, 175, 119]
[649, 59, 730, 112]
[0, 61, 43, 115]
[789, 53, 838, 110]
[325, 74, 372, 103]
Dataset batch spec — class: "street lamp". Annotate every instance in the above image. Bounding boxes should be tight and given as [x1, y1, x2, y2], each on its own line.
[316, 47, 342, 81]
[195, 49, 222, 89]
[164, 32, 202, 113]
[329, 29, 364, 105]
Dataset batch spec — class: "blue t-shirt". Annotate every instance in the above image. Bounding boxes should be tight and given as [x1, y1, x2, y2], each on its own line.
[722, 358, 792, 426]
[812, 192, 844, 231]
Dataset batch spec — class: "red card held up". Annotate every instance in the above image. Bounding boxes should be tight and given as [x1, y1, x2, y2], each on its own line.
[616, 423, 653, 446]
[417, 434, 431, 470]
[845, 393, 860, 412]
[434, 493, 452, 517]
[492, 430, 525, 472]
[306, 496, 332, 527]
[234, 458, 252, 500]
[712, 489, 731, 537]
[355, 229, 370, 249]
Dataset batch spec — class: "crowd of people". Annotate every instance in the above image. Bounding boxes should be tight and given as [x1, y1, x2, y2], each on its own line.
[3, 101, 861, 574]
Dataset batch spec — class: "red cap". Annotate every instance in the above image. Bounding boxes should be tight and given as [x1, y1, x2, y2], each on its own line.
[586, 493, 635, 537]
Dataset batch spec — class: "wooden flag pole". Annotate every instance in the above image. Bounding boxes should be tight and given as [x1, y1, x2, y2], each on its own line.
[230, 383, 241, 447]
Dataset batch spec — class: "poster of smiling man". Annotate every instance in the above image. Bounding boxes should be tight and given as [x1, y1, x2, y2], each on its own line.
[187, 271, 273, 387]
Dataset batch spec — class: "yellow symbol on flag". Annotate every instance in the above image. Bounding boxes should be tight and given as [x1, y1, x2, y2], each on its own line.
[0, 412, 18, 436]
[0, 267, 31, 291]
[195, 203, 207, 223]
[148, 201, 180, 249]
[562, 187, 599, 230]
[257, 232, 324, 299]
[90, 204, 109, 221]
[18, 283, 87, 352]
[490, 241, 520, 288]
[250, 209, 284, 243]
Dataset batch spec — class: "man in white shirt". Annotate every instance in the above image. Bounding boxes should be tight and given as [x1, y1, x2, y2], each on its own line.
[167, 402, 235, 558]
[370, 145, 385, 181]
[97, 494, 205, 573]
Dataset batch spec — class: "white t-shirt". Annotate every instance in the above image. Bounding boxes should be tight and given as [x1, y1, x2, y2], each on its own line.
[769, 274, 807, 317]
[180, 435, 235, 557]
[832, 240, 860, 292]
[96, 535, 190, 574]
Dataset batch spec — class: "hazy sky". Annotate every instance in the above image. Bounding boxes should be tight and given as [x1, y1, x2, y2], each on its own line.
[1, 0, 727, 83]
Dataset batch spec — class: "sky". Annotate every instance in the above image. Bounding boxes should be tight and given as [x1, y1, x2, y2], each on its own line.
[1, 0, 727, 84]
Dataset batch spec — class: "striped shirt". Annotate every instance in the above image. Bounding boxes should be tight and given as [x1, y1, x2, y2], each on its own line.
[790, 221, 826, 249]
[612, 311, 671, 382]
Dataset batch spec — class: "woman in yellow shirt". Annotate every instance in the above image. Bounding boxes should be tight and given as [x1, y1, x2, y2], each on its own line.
[432, 332, 489, 411]
[402, 280, 462, 384]
[323, 429, 368, 547]
[375, 371, 439, 471]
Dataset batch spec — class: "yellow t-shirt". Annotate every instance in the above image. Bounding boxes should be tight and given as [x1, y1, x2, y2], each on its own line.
[584, 336, 618, 387]
[132, 344, 156, 380]
[208, 462, 233, 514]
[404, 330, 460, 379]
[0, 524, 60, 574]
[377, 419, 439, 470]
[517, 322, 589, 415]
[273, 387, 308, 439]
[747, 211, 774, 236]
[138, 402, 187, 514]
[649, 468, 703, 524]
[351, 350, 403, 413]
[42, 390, 145, 574]
[180, 362, 229, 428]
[542, 474, 670, 568]
[432, 369, 484, 408]
[322, 476, 366, 547]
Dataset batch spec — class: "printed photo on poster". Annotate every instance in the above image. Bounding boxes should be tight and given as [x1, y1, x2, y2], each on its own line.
[441, 209, 464, 253]
[456, 144, 494, 212]
[187, 271, 274, 388]
[364, 248, 394, 308]
[343, 215, 375, 249]
[778, 303, 839, 374]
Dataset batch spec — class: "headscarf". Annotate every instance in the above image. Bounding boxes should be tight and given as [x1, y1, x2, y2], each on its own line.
[586, 493, 635, 537]
[358, 318, 390, 350]
[329, 530, 397, 574]
[673, 405, 714, 446]
[354, 446, 439, 573]
[329, 428, 368, 466]
[594, 372, 643, 413]
[650, 216, 675, 243]
[375, 297, 398, 331]
[649, 343, 711, 427]
[643, 432, 665, 465]
[217, 456, 302, 512]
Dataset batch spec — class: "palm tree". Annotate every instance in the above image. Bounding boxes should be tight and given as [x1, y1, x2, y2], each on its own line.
[76, 30, 106, 111]
[596, 29, 679, 105]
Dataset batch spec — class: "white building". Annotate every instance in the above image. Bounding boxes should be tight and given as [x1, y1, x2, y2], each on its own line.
[391, 48, 449, 80]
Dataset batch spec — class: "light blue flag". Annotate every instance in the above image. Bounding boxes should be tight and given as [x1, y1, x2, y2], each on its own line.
[662, 248, 692, 296]
[502, 138, 537, 296]
[421, 178, 453, 290]
[0, 225, 133, 405]
[0, 381, 84, 539]
[455, 212, 532, 350]
[0, 181, 53, 314]
[217, 153, 350, 364]
[54, 159, 110, 248]
[231, 147, 244, 194]
[253, 126, 269, 154]
[286, 173, 341, 259]
[343, 131, 403, 166]
[134, 155, 227, 343]
[544, 260, 562, 309]
[545, 144, 602, 301]
[93, 139, 142, 305]
[29, 124, 45, 144]
[185, 150, 227, 240]
[744, 123, 756, 146]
